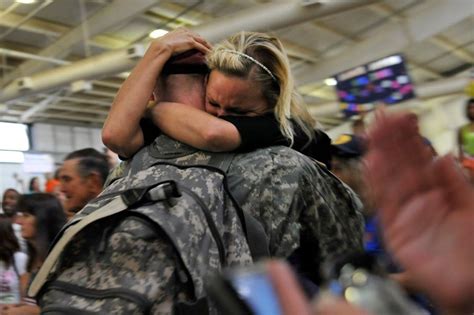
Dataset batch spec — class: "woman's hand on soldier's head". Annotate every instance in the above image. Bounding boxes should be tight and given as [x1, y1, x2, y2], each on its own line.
[152, 28, 212, 56]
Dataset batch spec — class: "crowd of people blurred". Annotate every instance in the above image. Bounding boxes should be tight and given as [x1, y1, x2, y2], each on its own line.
[0, 148, 110, 314]
[0, 27, 472, 315]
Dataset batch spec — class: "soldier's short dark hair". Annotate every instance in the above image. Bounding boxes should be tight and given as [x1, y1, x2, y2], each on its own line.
[64, 148, 109, 185]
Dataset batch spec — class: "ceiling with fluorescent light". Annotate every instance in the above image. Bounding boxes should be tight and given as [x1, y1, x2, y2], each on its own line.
[0, 0, 472, 131]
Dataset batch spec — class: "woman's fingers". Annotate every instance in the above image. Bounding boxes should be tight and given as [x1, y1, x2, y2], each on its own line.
[187, 31, 212, 53]
[192, 40, 211, 54]
[157, 28, 211, 55]
[194, 34, 212, 50]
[266, 260, 312, 315]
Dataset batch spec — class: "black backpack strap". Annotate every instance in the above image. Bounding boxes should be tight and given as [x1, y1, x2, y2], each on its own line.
[242, 212, 270, 260]
[208, 152, 270, 260]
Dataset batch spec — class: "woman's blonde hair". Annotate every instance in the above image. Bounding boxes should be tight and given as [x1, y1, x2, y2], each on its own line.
[206, 31, 315, 146]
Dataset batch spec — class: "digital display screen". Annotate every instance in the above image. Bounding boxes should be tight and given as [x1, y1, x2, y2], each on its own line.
[334, 55, 415, 117]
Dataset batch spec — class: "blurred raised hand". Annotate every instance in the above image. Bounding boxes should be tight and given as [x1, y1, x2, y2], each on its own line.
[364, 111, 474, 314]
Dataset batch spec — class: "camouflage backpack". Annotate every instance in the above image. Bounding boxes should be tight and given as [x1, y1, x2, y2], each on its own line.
[29, 153, 268, 314]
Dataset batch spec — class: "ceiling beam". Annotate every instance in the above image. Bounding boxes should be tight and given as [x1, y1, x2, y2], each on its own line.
[3, 109, 105, 123]
[369, 2, 474, 64]
[83, 89, 116, 99]
[406, 60, 442, 79]
[0, 0, 54, 41]
[147, 2, 322, 63]
[0, 9, 129, 50]
[365, 3, 442, 79]
[295, 0, 473, 86]
[20, 90, 63, 123]
[0, 0, 379, 103]
[312, 20, 360, 42]
[15, 100, 109, 115]
[191, 0, 380, 45]
[428, 35, 474, 64]
[0, 8, 64, 38]
[32, 112, 106, 123]
[300, 2, 441, 98]
[48, 95, 112, 107]
[0, 45, 145, 102]
[92, 80, 122, 89]
[1, 0, 158, 85]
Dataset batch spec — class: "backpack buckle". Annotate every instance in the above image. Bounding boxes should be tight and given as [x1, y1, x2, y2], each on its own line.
[121, 181, 181, 206]
[147, 181, 181, 201]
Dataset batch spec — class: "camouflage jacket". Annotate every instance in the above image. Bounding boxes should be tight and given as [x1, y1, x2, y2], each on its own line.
[110, 135, 365, 280]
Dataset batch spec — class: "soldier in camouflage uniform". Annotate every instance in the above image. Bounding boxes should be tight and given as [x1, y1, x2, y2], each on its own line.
[123, 133, 365, 282]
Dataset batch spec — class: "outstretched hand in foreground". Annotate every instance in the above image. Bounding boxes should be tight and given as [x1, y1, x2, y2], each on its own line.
[364, 111, 474, 314]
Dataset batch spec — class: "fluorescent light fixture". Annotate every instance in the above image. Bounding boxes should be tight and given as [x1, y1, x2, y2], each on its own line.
[118, 72, 131, 79]
[0, 151, 25, 163]
[15, 0, 38, 4]
[0, 122, 29, 151]
[324, 78, 337, 86]
[368, 55, 402, 71]
[149, 29, 168, 39]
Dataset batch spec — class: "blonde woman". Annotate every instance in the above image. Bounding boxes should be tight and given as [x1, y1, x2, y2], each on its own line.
[103, 28, 330, 165]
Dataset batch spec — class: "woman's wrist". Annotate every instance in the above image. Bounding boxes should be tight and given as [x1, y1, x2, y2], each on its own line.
[146, 40, 173, 61]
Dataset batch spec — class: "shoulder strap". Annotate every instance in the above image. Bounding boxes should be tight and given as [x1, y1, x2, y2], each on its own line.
[207, 153, 235, 172]
[242, 212, 270, 260]
[29, 182, 178, 298]
[29, 195, 129, 297]
[208, 152, 270, 260]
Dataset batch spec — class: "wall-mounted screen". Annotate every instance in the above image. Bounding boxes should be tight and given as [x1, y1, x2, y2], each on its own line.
[334, 54, 415, 117]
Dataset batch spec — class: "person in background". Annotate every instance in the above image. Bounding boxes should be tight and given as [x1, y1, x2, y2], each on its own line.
[1, 189, 20, 216]
[44, 169, 67, 214]
[2, 193, 67, 315]
[44, 170, 60, 194]
[332, 133, 436, 314]
[457, 98, 474, 181]
[407, 113, 438, 157]
[331, 134, 366, 186]
[1, 189, 26, 253]
[27, 178, 41, 194]
[0, 215, 28, 305]
[58, 148, 109, 217]
[330, 134, 379, 254]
